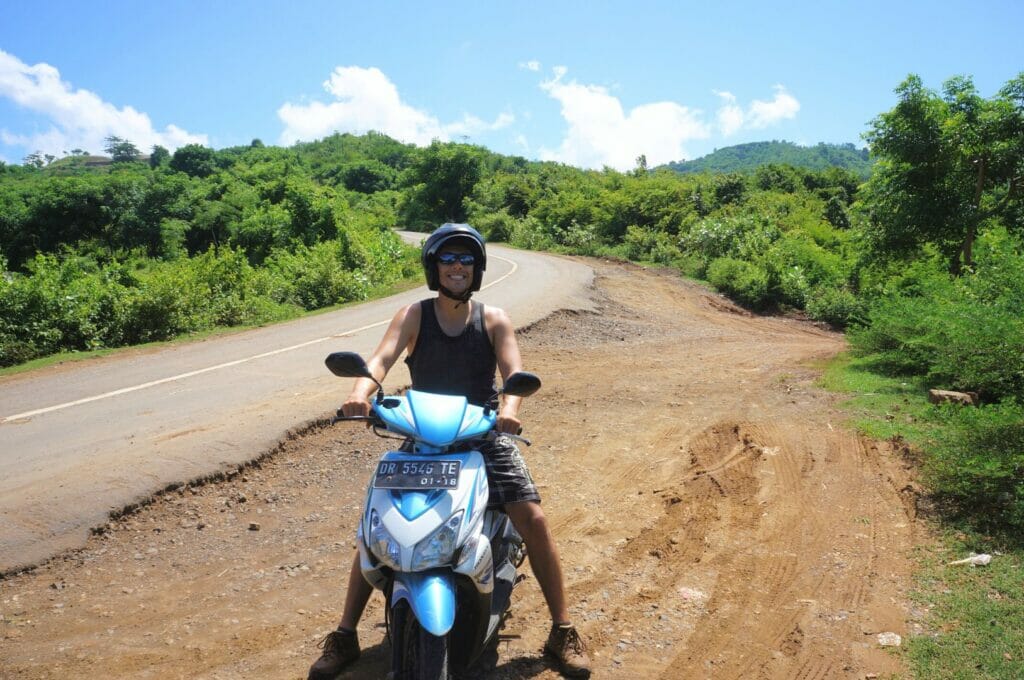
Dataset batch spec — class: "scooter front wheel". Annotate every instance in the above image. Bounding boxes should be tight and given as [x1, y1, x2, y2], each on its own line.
[391, 599, 450, 680]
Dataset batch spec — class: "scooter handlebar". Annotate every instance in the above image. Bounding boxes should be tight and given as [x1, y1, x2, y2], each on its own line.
[331, 411, 382, 426]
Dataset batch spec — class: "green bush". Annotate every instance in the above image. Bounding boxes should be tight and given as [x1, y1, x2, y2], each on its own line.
[774, 265, 811, 307]
[622, 225, 683, 264]
[926, 400, 1024, 532]
[769, 234, 846, 286]
[707, 257, 771, 309]
[806, 286, 867, 327]
[849, 231, 1024, 401]
[848, 282, 952, 376]
[121, 265, 205, 343]
[506, 215, 556, 251]
[681, 213, 781, 277]
[472, 210, 517, 243]
[266, 241, 370, 310]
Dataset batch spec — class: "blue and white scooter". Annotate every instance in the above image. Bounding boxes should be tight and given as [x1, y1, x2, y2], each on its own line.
[325, 351, 541, 680]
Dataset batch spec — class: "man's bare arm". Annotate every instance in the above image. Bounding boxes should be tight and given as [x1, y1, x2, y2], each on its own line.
[342, 303, 420, 415]
[488, 306, 525, 433]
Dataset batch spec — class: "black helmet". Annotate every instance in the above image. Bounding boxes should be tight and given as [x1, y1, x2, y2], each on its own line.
[422, 223, 487, 293]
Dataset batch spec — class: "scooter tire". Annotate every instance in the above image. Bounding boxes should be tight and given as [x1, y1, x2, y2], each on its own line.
[391, 600, 450, 680]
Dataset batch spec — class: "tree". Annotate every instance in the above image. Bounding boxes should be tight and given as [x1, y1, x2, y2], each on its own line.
[862, 73, 1024, 274]
[338, 160, 396, 193]
[149, 145, 170, 169]
[634, 154, 648, 176]
[104, 135, 141, 163]
[400, 142, 484, 227]
[23, 152, 45, 169]
[170, 144, 217, 178]
[823, 195, 851, 229]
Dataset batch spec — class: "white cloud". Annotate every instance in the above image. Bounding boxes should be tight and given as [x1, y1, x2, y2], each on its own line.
[444, 112, 515, 139]
[519, 60, 541, 72]
[278, 65, 513, 146]
[713, 90, 745, 137]
[715, 85, 800, 136]
[537, 68, 710, 170]
[0, 49, 207, 157]
[748, 85, 800, 128]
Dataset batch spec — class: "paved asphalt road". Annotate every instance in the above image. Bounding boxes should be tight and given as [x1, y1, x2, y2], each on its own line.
[0, 241, 593, 574]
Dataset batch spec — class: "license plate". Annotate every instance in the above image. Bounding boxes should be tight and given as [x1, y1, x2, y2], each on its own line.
[373, 459, 461, 490]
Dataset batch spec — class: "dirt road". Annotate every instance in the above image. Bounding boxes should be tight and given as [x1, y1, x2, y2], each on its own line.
[0, 259, 917, 678]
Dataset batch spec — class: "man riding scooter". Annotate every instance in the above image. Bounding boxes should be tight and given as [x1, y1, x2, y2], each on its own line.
[308, 224, 590, 678]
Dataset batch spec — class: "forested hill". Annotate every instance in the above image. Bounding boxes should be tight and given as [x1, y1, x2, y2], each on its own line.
[663, 141, 873, 178]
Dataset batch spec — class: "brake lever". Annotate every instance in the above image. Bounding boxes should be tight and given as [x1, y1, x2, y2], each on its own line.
[498, 431, 532, 447]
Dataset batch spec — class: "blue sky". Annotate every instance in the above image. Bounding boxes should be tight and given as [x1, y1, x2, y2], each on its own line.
[1, 0, 1021, 170]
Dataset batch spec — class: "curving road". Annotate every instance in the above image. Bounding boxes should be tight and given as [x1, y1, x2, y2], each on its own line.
[0, 241, 593, 574]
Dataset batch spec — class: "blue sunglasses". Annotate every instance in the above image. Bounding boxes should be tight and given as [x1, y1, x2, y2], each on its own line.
[437, 252, 476, 266]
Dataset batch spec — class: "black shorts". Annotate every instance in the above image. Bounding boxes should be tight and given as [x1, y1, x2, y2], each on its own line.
[480, 435, 541, 508]
[400, 435, 540, 508]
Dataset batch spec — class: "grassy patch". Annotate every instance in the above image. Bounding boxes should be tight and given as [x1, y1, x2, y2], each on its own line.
[821, 351, 1024, 678]
[908, 533, 1024, 679]
[818, 352, 940, 444]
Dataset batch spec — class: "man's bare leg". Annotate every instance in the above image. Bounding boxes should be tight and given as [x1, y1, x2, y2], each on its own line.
[504, 500, 570, 623]
[339, 552, 373, 629]
[505, 500, 590, 676]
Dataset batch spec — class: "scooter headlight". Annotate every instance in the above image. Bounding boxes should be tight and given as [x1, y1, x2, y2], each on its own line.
[411, 511, 464, 571]
[368, 509, 401, 569]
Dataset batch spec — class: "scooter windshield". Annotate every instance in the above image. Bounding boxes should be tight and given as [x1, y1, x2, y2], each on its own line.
[375, 390, 495, 448]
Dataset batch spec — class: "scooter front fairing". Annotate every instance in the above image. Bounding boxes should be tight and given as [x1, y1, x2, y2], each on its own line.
[355, 391, 500, 637]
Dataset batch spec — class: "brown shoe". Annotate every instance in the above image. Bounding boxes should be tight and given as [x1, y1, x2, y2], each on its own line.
[544, 623, 591, 678]
[308, 628, 360, 680]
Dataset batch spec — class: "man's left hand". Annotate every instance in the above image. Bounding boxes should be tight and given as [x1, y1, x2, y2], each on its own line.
[495, 413, 522, 434]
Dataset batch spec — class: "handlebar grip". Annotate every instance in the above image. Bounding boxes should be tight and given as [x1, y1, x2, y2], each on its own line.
[331, 408, 379, 425]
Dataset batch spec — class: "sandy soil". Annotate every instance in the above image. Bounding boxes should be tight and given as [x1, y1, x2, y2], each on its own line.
[0, 259, 919, 679]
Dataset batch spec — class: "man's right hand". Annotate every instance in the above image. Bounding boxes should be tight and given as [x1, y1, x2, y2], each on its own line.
[341, 395, 371, 418]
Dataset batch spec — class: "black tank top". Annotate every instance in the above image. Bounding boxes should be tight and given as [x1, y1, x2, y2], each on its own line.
[405, 299, 497, 407]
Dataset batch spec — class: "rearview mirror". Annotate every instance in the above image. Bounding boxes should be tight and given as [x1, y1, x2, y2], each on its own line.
[325, 351, 373, 379]
[502, 371, 541, 398]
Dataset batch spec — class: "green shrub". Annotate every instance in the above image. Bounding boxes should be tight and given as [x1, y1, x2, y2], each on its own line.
[926, 400, 1024, 532]
[806, 286, 867, 327]
[672, 253, 705, 279]
[707, 257, 771, 309]
[473, 210, 517, 243]
[681, 216, 739, 260]
[769, 234, 847, 287]
[681, 213, 780, 270]
[507, 216, 556, 251]
[849, 231, 1024, 401]
[622, 225, 683, 264]
[774, 265, 811, 307]
[266, 241, 370, 310]
[848, 288, 949, 376]
[121, 266, 205, 343]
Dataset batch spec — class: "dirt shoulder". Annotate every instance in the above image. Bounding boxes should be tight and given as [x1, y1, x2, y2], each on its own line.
[0, 259, 918, 679]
